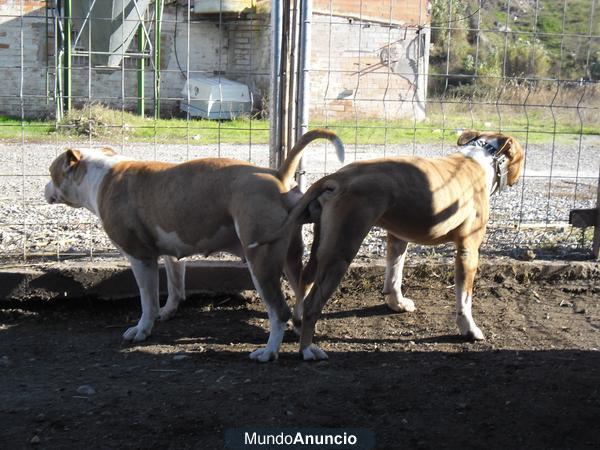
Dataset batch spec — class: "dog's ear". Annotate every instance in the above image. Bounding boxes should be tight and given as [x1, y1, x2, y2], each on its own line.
[457, 130, 480, 146]
[498, 137, 525, 186]
[65, 149, 81, 170]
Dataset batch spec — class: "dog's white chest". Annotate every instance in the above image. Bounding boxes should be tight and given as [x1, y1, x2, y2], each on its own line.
[459, 145, 495, 194]
[155, 227, 195, 258]
[155, 224, 240, 259]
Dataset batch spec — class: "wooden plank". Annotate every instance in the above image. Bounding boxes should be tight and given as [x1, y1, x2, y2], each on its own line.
[569, 209, 597, 228]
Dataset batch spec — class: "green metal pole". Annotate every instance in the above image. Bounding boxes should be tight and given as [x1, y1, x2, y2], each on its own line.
[137, 23, 145, 116]
[63, 0, 72, 113]
[45, 0, 50, 105]
[154, 0, 161, 119]
[55, 0, 62, 121]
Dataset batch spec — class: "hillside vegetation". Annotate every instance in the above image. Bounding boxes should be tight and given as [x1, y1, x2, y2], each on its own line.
[429, 0, 600, 96]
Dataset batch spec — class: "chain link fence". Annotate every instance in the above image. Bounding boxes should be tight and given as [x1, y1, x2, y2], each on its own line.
[0, 0, 598, 264]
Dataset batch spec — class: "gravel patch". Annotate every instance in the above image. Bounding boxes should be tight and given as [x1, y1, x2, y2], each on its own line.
[0, 136, 598, 262]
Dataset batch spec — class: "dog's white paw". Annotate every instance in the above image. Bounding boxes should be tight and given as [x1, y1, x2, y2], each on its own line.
[457, 315, 485, 341]
[464, 326, 485, 341]
[122, 323, 152, 342]
[249, 347, 278, 362]
[385, 294, 416, 312]
[301, 344, 328, 361]
[158, 306, 177, 322]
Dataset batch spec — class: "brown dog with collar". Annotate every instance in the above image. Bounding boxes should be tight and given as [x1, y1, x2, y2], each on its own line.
[251, 130, 525, 360]
[44, 129, 344, 362]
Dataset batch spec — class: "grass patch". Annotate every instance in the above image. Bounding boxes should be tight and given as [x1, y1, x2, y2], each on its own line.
[56, 104, 270, 145]
[0, 116, 55, 140]
[0, 99, 597, 146]
[317, 117, 598, 146]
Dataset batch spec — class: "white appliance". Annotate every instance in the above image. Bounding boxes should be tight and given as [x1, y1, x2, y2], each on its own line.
[180, 75, 252, 119]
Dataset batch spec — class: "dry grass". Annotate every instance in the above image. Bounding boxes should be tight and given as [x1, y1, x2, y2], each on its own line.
[427, 82, 599, 140]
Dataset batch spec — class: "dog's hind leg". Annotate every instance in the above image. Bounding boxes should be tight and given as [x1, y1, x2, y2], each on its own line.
[233, 201, 292, 361]
[454, 241, 485, 340]
[284, 225, 307, 334]
[299, 220, 320, 297]
[382, 233, 415, 312]
[158, 256, 186, 321]
[300, 205, 377, 361]
[246, 243, 292, 362]
[123, 257, 159, 342]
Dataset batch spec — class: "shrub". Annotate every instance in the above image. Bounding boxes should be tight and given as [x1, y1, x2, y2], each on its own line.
[59, 104, 132, 138]
[505, 38, 551, 79]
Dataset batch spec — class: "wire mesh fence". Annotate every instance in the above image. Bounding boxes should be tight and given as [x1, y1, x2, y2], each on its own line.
[0, 0, 598, 264]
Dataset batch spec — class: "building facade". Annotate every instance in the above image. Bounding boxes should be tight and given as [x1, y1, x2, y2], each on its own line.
[0, 0, 429, 120]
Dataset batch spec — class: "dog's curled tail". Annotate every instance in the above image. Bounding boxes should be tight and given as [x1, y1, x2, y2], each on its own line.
[248, 178, 338, 249]
[277, 128, 344, 189]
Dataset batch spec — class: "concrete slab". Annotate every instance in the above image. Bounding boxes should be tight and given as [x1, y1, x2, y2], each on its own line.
[0, 260, 254, 302]
[0, 258, 597, 303]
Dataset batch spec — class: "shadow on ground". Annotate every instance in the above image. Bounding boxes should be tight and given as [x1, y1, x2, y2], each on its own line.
[0, 270, 599, 449]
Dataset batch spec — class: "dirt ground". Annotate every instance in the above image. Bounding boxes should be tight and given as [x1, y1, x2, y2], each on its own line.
[1, 262, 599, 449]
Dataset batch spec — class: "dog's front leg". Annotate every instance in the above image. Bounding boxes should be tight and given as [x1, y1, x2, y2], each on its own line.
[382, 233, 415, 312]
[123, 257, 160, 342]
[454, 244, 484, 341]
[158, 256, 186, 321]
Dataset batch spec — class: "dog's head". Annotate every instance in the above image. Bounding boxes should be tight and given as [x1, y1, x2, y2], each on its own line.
[45, 147, 117, 208]
[45, 148, 86, 207]
[458, 130, 525, 186]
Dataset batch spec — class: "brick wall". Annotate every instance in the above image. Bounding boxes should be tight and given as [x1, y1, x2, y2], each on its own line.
[313, 0, 429, 26]
[0, 2, 51, 116]
[0, 2, 428, 121]
[0, 0, 46, 16]
[0, 3, 233, 117]
[309, 13, 429, 120]
[226, 18, 271, 112]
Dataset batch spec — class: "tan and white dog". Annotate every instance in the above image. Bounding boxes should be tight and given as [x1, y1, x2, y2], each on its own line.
[44, 129, 344, 362]
[251, 130, 525, 360]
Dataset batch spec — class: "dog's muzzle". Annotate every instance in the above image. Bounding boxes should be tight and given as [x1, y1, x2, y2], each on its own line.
[44, 183, 57, 204]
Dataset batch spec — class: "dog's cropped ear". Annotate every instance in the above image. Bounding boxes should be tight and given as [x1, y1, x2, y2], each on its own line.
[498, 137, 525, 186]
[65, 149, 81, 170]
[457, 130, 480, 146]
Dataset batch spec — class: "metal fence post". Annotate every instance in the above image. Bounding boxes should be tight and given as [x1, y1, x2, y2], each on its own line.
[62, 0, 72, 114]
[269, 0, 283, 169]
[154, 0, 162, 119]
[295, 0, 312, 192]
[137, 22, 145, 116]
